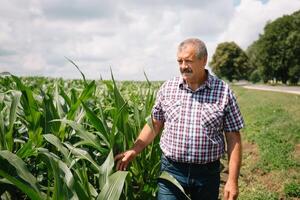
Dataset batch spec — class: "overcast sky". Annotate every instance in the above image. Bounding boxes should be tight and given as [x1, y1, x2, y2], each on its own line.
[0, 0, 299, 80]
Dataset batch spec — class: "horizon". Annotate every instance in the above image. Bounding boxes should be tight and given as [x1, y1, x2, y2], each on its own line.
[0, 0, 299, 80]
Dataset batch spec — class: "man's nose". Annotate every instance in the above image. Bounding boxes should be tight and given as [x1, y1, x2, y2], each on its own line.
[182, 62, 189, 68]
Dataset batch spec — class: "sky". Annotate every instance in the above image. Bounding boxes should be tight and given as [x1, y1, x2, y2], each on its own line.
[0, 0, 299, 80]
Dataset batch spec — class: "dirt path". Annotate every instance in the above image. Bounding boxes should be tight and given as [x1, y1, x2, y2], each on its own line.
[242, 84, 300, 95]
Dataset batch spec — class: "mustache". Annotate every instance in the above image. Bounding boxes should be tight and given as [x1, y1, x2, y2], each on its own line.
[181, 68, 193, 74]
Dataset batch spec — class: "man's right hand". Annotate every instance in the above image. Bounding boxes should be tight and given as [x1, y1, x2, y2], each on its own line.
[114, 149, 137, 171]
[114, 121, 163, 171]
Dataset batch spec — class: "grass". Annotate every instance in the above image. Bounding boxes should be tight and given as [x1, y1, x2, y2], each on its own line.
[231, 86, 300, 199]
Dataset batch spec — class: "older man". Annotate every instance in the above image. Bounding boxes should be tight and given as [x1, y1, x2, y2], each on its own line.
[115, 38, 244, 200]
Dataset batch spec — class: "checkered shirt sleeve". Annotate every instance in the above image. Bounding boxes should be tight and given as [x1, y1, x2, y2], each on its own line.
[151, 84, 165, 122]
[223, 89, 244, 132]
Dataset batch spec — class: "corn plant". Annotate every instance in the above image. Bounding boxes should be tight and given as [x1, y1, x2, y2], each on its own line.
[0, 68, 163, 200]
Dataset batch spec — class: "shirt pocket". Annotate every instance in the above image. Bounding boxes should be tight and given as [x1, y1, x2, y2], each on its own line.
[163, 99, 181, 123]
[201, 103, 224, 129]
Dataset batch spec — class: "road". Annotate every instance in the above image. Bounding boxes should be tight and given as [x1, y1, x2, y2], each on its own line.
[242, 84, 300, 95]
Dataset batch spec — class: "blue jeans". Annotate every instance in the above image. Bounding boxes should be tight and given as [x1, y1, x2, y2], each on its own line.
[158, 154, 220, 200]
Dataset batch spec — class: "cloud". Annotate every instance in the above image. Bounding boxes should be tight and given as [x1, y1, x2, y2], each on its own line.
[0, 49, 16, 56]
[0, 0, 299, 80]
[39, 0, 118, 20]
[217, 0, 300, 50]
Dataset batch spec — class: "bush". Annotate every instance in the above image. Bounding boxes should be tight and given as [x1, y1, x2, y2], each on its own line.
[249, 69, 261, 83]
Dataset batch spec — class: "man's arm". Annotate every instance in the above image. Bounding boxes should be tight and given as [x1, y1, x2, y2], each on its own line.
[223, 131, 242, 200]
[115, 118, 164, 171]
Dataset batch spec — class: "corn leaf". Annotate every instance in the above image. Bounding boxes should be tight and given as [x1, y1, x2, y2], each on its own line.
[0, 150, 44, 199]
[159, 171, 191, 200]
[65, 57, 87, 86]
[58, 119, 104, 153]
[38, 148, 79, 200]
[99, 150, 114, 190]
[81, 101, 110, 147]
[43, 134, 70, 164]
[0, 110, 6, 150]
[97, 171, 128, 200]
[16, 140, 37, 159]
[64, 143, 100, 171]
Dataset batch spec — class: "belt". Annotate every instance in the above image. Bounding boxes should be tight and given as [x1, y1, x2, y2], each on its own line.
[162, 154, 220, 169]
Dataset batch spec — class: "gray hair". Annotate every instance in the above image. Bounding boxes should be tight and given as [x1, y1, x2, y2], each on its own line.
[178, 38, 207, 59]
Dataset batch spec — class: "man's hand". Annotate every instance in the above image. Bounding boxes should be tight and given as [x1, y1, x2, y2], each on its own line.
[224, 131, 242, 200]
[223, 179, 239, 200]
[114, 121, 163, 171]
[114, 149, 137, 171]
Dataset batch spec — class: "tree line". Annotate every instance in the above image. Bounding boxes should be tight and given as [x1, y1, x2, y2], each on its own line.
[210, 10, 300, 85]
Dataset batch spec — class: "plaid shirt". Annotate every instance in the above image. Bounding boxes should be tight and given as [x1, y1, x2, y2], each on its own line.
[152, 71, 244, 164]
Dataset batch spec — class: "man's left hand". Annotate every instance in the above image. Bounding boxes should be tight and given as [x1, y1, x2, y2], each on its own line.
[223, 179, 239, 200]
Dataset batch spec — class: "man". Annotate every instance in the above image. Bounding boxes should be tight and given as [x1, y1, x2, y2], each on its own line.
[115, 38, 244, 200]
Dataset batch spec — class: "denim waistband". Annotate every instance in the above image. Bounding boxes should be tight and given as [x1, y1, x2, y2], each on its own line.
[162, 154, 220, 169]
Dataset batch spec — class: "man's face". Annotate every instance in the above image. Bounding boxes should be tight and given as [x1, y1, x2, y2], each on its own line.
[177, 45, 206, 82]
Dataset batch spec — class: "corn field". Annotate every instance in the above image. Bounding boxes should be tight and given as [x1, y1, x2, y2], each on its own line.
[0, 71, 165, 200]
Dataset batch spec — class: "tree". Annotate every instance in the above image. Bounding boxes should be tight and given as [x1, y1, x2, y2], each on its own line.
[247, 10, 300, 84]
[210, 42, 251, 82]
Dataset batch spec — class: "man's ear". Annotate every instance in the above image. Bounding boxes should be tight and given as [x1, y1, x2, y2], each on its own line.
[202, 56, 208, 66]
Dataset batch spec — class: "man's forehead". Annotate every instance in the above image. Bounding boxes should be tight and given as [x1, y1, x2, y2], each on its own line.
[177, 46, 196, 58]
[179, 43, 196, 51]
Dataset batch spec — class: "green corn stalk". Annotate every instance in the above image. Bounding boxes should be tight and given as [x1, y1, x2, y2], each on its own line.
[0, 150, 45, 200]
[11, 75, 43, 147]
[1, 72, 164, 200]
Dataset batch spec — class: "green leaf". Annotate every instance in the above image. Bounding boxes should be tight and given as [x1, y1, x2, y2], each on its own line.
[72, 172, 90, 200]
[99, 150, 114, 190]
[16, 140, 37, 159]
[8, 90, 21, 132]
[64, 143, 100, 171]
[110, 68, 126, 110]
[58, 119, 104, 153]
[43, 93, 61, 134]
[159, 171, 191, 200]
[146, 115, 154, 131]
[59, 85, 72, 108]
[65, 57, 87, 86]
[81, 101, 110, 147]
[38, 148, 79, 200]
[54, 82, 65, 118]
[67, 80, 96, 120]
[97, 171, 128, 200]
[143, 71, 151, 87]
[43, 134, 70, 163]
[0, 110, 6, 150]
[0, 150, 44, 199]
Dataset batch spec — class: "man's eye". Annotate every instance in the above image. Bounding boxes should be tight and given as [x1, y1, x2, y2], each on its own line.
[177, 60, 183, 64]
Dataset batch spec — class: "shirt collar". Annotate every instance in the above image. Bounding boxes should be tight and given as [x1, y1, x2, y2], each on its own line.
[179, 69, 213, 91]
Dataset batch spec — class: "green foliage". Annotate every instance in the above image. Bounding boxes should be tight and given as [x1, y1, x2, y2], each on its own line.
[247, 10, 300, 84]
[0, 150, 45, 200]
[0, 74, 161, 199]
[249, 69, 261, 83]
[159, 171, 191, 200]
[210, 41, 251, 81]
[232, 86, 300, 199]
[255, 130, 296, 171]
[239, 187, 278, 200]
[234, 86, 300, 171]
[284, 181, 300, 198]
